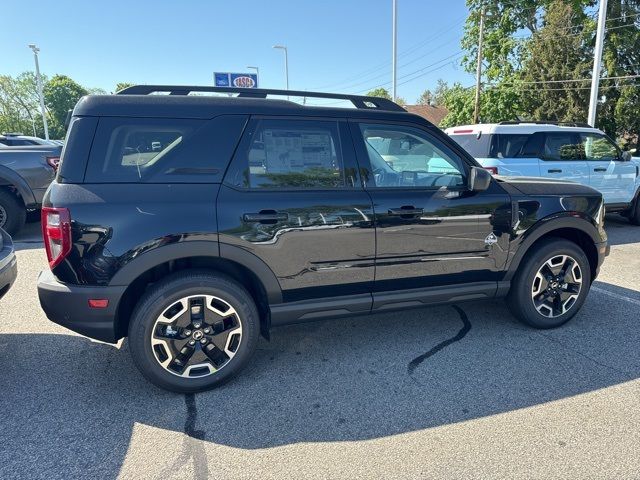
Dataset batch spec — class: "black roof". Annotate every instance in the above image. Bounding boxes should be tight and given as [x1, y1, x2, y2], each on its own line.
[72, 86, 432, 125]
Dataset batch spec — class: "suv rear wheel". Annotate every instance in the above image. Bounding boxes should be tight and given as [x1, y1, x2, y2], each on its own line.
[0, 189, 26, 236]
[507, 239, 591, 329]
[128, 271, 260, 392]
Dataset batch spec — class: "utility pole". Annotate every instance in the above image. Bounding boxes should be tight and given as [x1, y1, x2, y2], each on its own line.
[246, 66, 259, 87]
[392, 0, 398, 101]
[588, 0, 608, 127]
[28, 44, 49, 140]
[473, 6, 485, 124]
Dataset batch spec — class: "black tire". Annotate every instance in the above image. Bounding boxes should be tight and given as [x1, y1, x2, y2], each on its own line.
[507, 239, 591, 329]
[0, 189, 26, 236]
[128, 270, 260, 393]
[629, 197, 640, 226]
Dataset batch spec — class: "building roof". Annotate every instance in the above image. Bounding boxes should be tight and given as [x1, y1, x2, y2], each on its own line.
[403, 104, 449, 126]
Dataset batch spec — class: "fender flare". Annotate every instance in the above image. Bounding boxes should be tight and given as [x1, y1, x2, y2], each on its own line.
[109, 240, 283, 304]
[504, 214, 603, 281]
[0, 165, 36, 207]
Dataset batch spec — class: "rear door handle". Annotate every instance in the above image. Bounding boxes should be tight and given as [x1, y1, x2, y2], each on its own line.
[388, 206, 424, 216]
[593, 167, 607, 172]
[243, 210, 289, 223]
[547, 169, 562, 173]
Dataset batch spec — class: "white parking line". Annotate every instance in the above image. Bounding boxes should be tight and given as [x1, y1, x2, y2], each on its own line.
[591, 286, 640, 307]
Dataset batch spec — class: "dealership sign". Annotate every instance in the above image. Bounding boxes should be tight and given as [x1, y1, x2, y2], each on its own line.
[214, 72, 258, 88]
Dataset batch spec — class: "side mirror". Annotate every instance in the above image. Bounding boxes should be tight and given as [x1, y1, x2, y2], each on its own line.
[621, 151, 632, 162]
[469, 166, 492, 192]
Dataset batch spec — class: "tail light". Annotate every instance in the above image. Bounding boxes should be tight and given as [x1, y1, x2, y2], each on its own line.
[41, 207, 71, 269]
[46, 156, 60, 172]
[484, 166, 499, 175]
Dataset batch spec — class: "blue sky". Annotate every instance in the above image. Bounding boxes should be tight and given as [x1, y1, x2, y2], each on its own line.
[2, 0, 474, 104]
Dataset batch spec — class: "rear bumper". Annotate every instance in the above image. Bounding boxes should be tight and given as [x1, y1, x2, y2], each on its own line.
[0, 252, 17, 299]
[37, 270, 126, 343]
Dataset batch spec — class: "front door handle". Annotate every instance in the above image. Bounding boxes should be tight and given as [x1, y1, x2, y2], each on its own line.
[388, 206, 424, 217]
[547, 169, 563, 173]
[243, 210, 289, 223]
[593, 167, 607, 172]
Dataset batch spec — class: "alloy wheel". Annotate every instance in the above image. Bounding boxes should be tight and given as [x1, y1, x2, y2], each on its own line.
[151, 294, 243, 378]
[531, 254, 583, 318]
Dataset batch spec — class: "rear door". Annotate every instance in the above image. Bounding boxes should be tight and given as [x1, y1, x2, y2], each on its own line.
[580, 132, 637, 204]
[218, 117, 375, 305]
[539, 132, 590, 185]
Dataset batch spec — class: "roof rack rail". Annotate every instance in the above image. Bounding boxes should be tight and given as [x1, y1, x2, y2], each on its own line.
[498, 120, 592, 128]
[116, 85, 406, 112]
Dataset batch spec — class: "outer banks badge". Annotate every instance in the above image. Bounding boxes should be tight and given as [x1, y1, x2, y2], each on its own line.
[484, 232, 498, 246]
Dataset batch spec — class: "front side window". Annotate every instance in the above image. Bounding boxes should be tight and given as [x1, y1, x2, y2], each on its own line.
[542, 133, 582, 161]
[580, 133, 619, 161]
[360, 124, 465, 188]
[232, 119, 345, 189]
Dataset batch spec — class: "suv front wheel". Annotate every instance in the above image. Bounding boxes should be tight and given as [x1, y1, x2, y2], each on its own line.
[507, 239, 591, 329]
[128, 271, 260, 392]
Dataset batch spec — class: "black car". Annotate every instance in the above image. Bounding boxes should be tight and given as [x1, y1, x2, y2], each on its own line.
[37, 86, 609, 392]
[0, 227, 17, 300]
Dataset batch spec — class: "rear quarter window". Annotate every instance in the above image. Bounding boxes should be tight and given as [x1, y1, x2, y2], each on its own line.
[84, 115, 248, 183]
[449, 134, 490, 158]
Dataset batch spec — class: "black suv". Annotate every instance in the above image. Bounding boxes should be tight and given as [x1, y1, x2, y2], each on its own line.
[37, 86, 609, 392]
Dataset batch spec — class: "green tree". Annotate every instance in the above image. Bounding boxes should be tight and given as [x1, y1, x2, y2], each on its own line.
[417, 79, 449, 105]
[366, 87, 392, 99]
[115, 82, 135, 93]
[43, 75, 88, 138]
[519, 1, 592, 122]
[0, 72, 44, 136]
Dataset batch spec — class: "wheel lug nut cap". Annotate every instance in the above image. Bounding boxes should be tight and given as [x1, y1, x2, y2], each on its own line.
[200, 338, 207, 344]
[189, 340, 196, 346]
[184, 330, 191, 336]
[204, 328, 210, 334]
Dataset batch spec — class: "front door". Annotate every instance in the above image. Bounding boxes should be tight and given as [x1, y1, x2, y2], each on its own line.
[218, 117, 375, 304]
[579, 132, 637, 204]
[350, 121, 513, 297]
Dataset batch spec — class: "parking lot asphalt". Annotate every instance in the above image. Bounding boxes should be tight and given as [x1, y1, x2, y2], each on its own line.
[1, 216, 639, 479]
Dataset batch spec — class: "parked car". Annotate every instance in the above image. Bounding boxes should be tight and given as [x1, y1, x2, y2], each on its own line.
[0, 132, 56, 147]
[0, 144, 60, 234]
[38, 86, 608, 392]
[0, 227, 17, 300]
[445, 121, 640, 225]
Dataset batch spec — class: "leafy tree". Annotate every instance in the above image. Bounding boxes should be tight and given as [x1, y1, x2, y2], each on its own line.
[115, 82, 135, 93]
[519, 1, 592, 122]
[43, 75, 88, 138]
[417, 79, 449, 105]
[0, 72, 45, 136]
[366, 87, 392, 99]
[440, 80, 522, 127]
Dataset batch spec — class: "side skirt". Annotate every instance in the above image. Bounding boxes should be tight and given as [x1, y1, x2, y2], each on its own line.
[269, 281, 509, 327]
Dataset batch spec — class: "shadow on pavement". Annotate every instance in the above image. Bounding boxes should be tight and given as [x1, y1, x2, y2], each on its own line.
[604, 214, 640, 245]
[1, 279, 638, 477]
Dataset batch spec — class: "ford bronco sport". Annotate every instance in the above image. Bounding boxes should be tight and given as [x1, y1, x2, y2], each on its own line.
[37, 86, 609, 392]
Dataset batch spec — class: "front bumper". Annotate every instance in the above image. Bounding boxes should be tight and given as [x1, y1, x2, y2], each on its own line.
[37, 270, 126, 343]
[595, 240, 609, 279]
[0, 231, 17, 299]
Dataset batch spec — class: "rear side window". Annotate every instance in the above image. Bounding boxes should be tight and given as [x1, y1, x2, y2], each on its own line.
[489, 134, 530, 158]
[226, 119, 346, 189]
[85, 116, 248, 183]
[449, 134, 490, 158]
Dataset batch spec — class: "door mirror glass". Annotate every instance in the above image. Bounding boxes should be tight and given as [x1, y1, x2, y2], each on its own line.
[621, 150, 632, 162]
[469, 167, 491, 192]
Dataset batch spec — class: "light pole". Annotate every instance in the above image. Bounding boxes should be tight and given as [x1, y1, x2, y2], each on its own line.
[28, 44, 49, 140]
[588, 0, 608, 127]
[392, 0, 397, 102]
[272, 45, 289, 99]
[246, 66, 259, 87]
